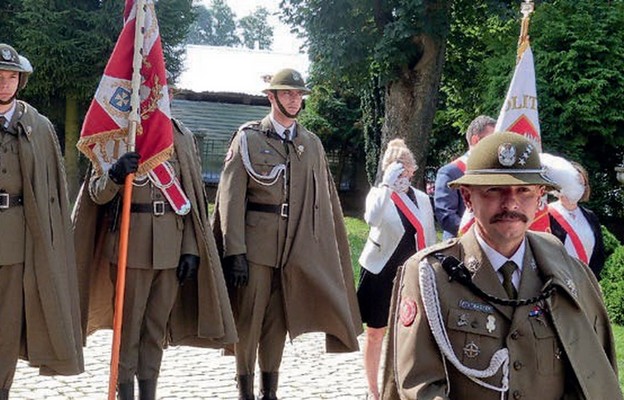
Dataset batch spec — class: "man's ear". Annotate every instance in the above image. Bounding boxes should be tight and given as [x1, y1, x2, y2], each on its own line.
[460, 186, 472, 211]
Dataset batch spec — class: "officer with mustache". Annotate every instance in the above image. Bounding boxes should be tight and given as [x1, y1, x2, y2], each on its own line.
[382, 132, 622, 400]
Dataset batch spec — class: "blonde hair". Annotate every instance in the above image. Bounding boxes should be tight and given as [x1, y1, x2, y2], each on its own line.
[382, 138, 416, 172]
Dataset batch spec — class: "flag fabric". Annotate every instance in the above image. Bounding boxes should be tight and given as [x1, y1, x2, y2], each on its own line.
[458, 40, 550, 235]
[77, 0, 173, 177]
[494, 44, 541, 151]
[495, 42, 549, 232]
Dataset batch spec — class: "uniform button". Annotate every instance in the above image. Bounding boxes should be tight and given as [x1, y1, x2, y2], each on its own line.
[1, 168, 6, 173]
[50, 197, 55, 203]
[513, 390, 523, 399]
[471, 321, 478, 328]
[513, 360, 523, 370]
[511, 330, 520, 340]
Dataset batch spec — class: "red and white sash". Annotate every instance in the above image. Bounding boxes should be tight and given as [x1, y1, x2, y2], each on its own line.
[548, 204, 589, 264]
[148, 161, 191, 215]
[390, 191, 426, 250]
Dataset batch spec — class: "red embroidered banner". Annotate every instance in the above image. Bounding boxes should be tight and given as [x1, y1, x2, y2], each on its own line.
[77, 0, 173, 176]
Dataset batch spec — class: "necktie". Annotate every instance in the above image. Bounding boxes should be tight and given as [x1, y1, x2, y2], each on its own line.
[283, 129, 291, 142]
[500, 261, 518, 299]
[0, 116, 6, 130]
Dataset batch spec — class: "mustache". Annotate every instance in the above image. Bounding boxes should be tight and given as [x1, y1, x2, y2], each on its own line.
[490, 211, 528, 223]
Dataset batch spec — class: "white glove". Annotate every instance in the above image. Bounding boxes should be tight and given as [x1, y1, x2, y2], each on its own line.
[382, 161, 405, 187]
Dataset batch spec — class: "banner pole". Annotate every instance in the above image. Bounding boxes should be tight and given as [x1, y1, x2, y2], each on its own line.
[107, 0, 146, 398]
[517, 0, 534, 61]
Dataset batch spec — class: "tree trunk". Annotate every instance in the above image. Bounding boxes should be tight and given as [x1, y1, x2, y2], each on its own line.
[379, 33, 447, 190]
[64, 94, 80, 200]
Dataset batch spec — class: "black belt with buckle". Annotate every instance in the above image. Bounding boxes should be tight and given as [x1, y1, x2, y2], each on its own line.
[247, 202, 289, 218]
[130, 201, 173, 216]
[0, 193, 23, 210]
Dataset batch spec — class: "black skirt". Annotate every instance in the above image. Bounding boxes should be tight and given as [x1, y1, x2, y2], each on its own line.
[357, 203, 417, 328]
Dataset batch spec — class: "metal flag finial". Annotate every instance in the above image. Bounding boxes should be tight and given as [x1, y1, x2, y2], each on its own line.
[521, 0, 534, 19]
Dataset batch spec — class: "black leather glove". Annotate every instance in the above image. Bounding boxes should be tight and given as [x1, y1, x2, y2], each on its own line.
[225, 254, 249, 287]
[108, 152, 140, 184]
[176, 254, 200, 285]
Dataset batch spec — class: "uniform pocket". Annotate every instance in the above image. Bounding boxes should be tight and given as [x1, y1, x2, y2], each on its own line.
[447, 308, 504, 369]
[529, 317, 564, 375]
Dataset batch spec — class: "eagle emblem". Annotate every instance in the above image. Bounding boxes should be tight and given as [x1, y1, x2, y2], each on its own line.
[498, 143, 516, 167]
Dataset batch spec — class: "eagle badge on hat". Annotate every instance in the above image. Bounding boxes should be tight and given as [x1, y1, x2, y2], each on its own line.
[498, 143, 516, 167]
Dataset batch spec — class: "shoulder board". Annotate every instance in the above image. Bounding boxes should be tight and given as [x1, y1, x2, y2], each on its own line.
[238, 120, 262, 132]
[418, 237, 459, 259]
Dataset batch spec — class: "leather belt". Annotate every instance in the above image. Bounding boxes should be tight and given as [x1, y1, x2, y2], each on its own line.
[130, 201, 173, 216]
[247, 202, 289, 218]
[0, 193, 23, 210]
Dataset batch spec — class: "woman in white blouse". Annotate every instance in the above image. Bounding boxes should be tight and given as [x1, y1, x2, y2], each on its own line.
[543, 155, 606, 279]
[357, 139, 436, 400]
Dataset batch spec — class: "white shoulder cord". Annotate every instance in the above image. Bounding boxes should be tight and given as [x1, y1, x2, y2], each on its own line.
[419, 260, 510, 399]
[239, 130, 286, 186]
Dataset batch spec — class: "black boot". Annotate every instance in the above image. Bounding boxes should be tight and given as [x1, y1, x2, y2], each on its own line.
[0, 388, 8, 400]
[138, 379, 157, 400]
[259, 372, 279, 400]
[117, 381, 134, 400]
[237, 374, 255, 400]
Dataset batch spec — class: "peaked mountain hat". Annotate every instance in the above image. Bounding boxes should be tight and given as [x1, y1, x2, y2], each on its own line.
[449, 131, 559, 190]
[263, 68, 310, 94]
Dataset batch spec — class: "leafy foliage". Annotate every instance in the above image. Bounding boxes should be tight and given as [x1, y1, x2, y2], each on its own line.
[155, 0, 195, 82]
[601, 244, 624, 324]
[283, 0, 451, 185]
[186, 0, 239, 47]
[239, 7, 273, 50]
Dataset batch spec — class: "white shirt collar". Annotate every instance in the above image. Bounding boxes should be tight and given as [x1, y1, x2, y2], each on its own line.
[269, 114, 296, 140]
[475, 229, 526, 273]
[0, 101, 17, 128]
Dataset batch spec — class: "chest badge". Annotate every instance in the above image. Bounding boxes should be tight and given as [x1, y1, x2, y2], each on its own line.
[463, 341, 480, 358]
[399, 297, 417, 327]
[486, 315, 496, 333]
[457, 313, 469, 327]
[296, 144, 305, 156]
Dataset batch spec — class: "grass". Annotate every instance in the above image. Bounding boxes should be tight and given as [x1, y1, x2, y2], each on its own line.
[345, 216, 369, 283]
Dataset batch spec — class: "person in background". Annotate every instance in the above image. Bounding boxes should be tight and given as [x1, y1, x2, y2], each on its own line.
[434, 115, 495, 239]
[382, 132, 621, 400]
[542, 155, 606, 279]
[0, 43, 83, 399]
[212, 68, 362, 400]
[357, 139, 436, 400]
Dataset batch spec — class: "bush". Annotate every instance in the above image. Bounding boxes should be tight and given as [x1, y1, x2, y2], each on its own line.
[601, 245, 624, 324]
[602, 225, 622, 258]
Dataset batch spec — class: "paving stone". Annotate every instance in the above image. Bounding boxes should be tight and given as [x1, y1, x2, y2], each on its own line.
[12, 331, 369, 399]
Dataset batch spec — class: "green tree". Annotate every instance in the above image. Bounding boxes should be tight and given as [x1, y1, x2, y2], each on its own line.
[192, 0, 240, 47]
[478, 0, 624, 234]
[239, 6, 274, 50]
[186, 4, 213, 45]
[0, 0, 22, 44]
[14, 0, 194, 195]
[283, 0, 451, 186]
[156, 0, 195, 82]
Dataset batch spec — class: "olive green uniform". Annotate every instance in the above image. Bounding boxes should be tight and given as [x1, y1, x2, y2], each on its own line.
[88, 133, 198, 383]
[382, 228, 621, 400]
[0, 101, 83, 388]
[213, 116, 362, 375]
